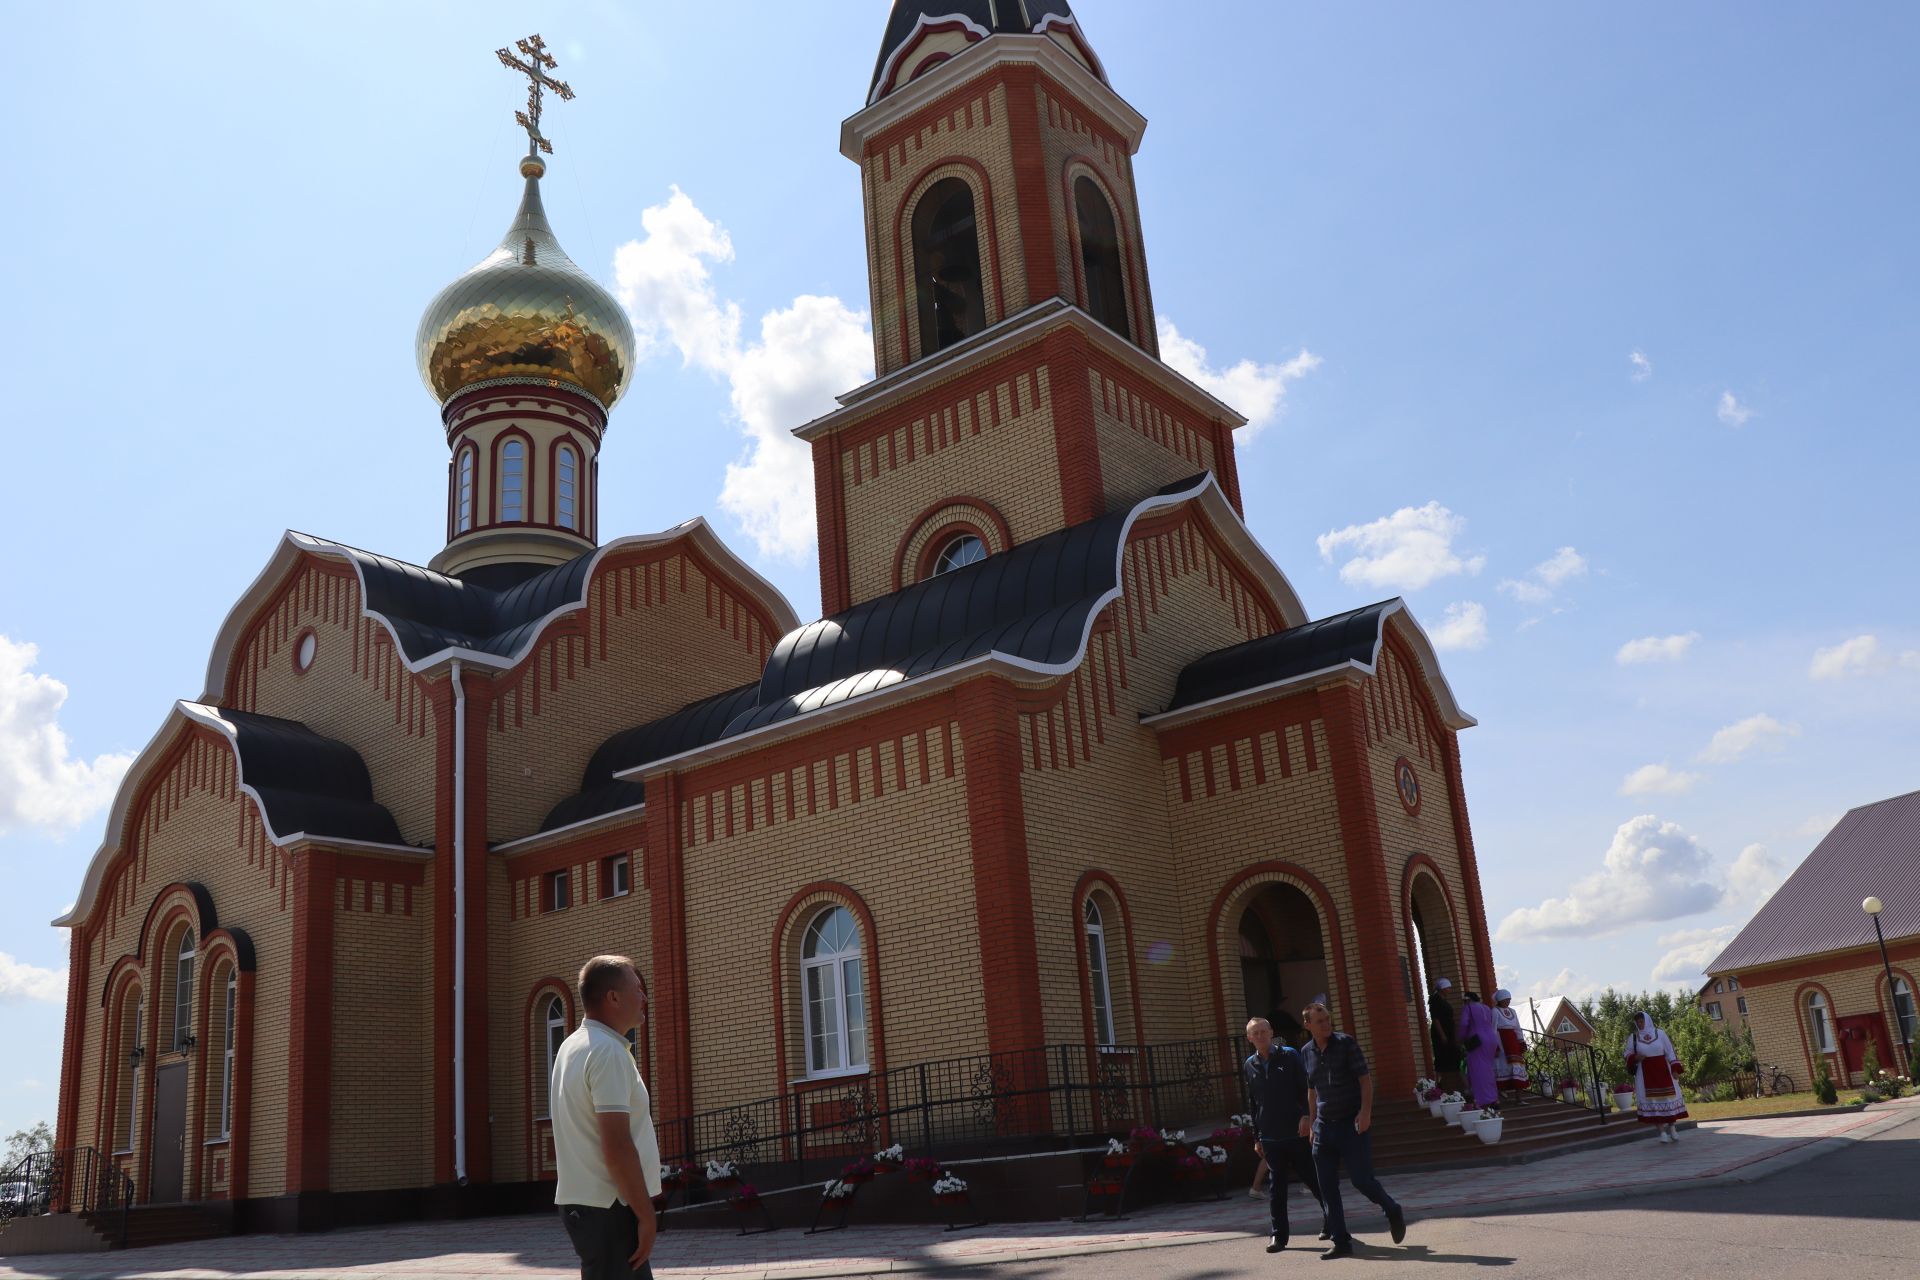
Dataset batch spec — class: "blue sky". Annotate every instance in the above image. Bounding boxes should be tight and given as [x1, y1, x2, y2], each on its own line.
[3, 3, 1917, 1137]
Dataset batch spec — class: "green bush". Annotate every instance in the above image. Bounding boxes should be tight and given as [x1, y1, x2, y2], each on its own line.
[1862, 1043, 1881, 1083]
[1814, 1057, 1838, 1105]
[1712, 1080, 1739, 1103]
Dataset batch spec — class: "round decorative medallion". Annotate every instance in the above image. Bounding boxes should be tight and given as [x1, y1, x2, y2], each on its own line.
[1393, 756, 1421, 816]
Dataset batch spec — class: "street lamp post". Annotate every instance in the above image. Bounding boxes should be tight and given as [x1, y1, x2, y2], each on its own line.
[1863, 896, 1913, 1076]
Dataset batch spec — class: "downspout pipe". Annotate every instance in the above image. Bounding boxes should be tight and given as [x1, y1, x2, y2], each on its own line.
[452, 659, 468, 1186]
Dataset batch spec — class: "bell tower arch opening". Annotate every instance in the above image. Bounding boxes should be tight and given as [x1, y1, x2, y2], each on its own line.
[1072, 174, 1131, 340]
[912, 177, 987, 356]
[1236, 884, 1328, 1047]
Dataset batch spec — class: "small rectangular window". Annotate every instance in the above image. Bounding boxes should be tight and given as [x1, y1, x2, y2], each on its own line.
[1713, 980, 1724, 994]
[546, 870, 570, 913]
[1729, 976, 1741, 990]
[604, 854, 630, 899]
[1737, 996, 1748, 1015]
[1708, 1002, 1723, 1020]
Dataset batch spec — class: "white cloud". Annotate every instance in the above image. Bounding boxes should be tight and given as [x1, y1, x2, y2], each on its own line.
[1616, 632, 1699, 665]
[1517, 967, 1605, 1002]
[1629, 350, 1652, 382]
[0, 636, 131, 836]
[1499, 546, 1588, 604]
[1726, 843, 1784, 907]
[1795, 812, 1842, 839]
[1807, 634, 1920, 680]
[1157, 319, 1319, 441]
[0, 951, 66, 1004]
[1651, 925, 1739, 985]
[1316, 502, 1485, 593]
[1716, 390, 1753, 427]
[1619, 763, 1702, 796]
[613, 188, 872, 560]
[1429, 602, 1488, 652]
[1697, 713, 1798, 763]
[1496, 815, 1722, 943]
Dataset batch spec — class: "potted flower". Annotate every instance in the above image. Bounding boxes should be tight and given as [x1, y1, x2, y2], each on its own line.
[1230, 1112, 1253, 1130]
[932, 1172, 971, 1206]
[904, 1156, 942, 1182]
[1589, 1082, 1613, 1112]
[1613, 1082, 1637, 1111]
[730, 1182, 761, 1211]
[1128, 1125, 1163, 1156]
[705, 1159, 741, 1192]
[1458, 1106, 1483, 1136]
[1209, 1124, 1247, 1148]
[1475, 1106, 1504, 1144]
[840, 1158, 877, 1186]
[820, 1179, 855, 1210]
[1172, 1153, 1206, 1183]
[872, 1143, 904, 1173]
[1424, 1085, 1445, 1118]
[1102, 1138, 1135, 1170]
[1439, 1091, 1466, 1125]
[1414, 1077, 1437, 1106]
[1558, 1077, 1579, 1105]
[1089, 1176, 1123, 1197]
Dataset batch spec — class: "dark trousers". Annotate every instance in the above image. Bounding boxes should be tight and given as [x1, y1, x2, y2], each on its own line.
[559, 1202, 655, 1280]
[1258, 1135, 1326, 1241]
[1312, 1117, 1400, 1246]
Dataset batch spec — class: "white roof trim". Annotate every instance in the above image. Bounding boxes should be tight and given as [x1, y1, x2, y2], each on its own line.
[1032, 13, 1106, 82]
[616, 474, 1307, 781]
[793, 300, 1247, 443]
[1138, 662, 1372, 729]
[846, 33, 1146, 162]
[492, 800, 648, 855]
[200, 518, 800, 700]
[867, 12, 992, 106]
[52, 701, 422, 928]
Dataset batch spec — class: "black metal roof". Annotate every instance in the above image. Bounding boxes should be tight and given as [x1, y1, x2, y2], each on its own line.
[217, 708, 406, 846]
[1168, 601, 1396, 712]
[330, 543, 598, 666]
[870, 0, 1086, 100]
[538, 683, 762, 833]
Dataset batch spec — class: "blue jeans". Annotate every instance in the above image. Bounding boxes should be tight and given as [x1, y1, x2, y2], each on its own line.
[1258, 1136, 1325, 1241]
[1312, 1116, 1400, 1246]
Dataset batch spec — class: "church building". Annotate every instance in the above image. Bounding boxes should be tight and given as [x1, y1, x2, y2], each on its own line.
[52, 2, 1496, 1230]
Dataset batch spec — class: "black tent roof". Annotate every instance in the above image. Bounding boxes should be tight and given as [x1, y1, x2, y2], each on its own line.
[538, 682, 761, 833]
[1168, 601, 1396, 713]
[208, 707, 406, 846]
[869, 0, 1089, 100]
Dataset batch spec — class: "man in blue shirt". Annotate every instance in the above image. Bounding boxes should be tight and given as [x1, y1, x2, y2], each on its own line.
[1244, 1016, 1327, 1253]
[1300, 1002, 1407, 1259]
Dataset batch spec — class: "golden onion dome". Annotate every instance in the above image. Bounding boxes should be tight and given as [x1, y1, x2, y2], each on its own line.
[417, 156, 634, 410]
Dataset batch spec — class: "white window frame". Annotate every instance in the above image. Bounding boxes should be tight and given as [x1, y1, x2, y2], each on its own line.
[800, 907, 868, 1078]
[220, 969, 236, 1139]
[556, 444, 579, 531]
[1892, 977, 1917, 1051]
[456, 446, 475, 532]
[932, 534, 986, 576]
[173, 930, 195, 1052]
[1084, 897, 1117, 1046]
[547, 869, 570, 913]
[1807, 991, 1834, 1053]
[1556, 1018, 1576, 1035]
[499, 439, 527, 522]
[538, 996, 567, 1119]
[607, 854, 631, 899]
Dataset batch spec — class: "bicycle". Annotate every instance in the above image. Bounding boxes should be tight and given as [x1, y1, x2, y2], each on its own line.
[1756, 1063, 1795, 1097]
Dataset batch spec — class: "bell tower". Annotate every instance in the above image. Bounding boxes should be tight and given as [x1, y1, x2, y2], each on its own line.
[801, 2, 1249, 614]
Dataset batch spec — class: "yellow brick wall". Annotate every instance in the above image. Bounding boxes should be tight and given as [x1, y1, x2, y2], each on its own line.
[71, 731, 294, 1201]
[1090, 369, 1218, 512]
[329, 878, 430, 1193]
[1038, 82, 1155, 354]
[1740, 957, 1919, 1089]
[678, 712, 979, 1115]
[838, 353, 1066, 607]
[484, 548, 773, 840]
[862, 81, 1024, 376]
[229, 561, 439, 845]
[1021, 512, 1287, 1050]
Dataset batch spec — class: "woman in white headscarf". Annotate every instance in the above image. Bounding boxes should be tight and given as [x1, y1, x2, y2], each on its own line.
[1624, 1010, 1688, 1143]
[1491, 990, 1529, 1102]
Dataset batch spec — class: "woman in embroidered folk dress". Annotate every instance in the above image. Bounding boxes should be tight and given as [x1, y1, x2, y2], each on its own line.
[1490, 990, 1529, 1104]
[1624, 1010, 1688, 1144]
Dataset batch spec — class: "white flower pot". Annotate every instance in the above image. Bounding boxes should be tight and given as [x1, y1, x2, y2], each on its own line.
[1441, 1100, 1464, 1125]
[1560, 1088, 1579, 1104]
[1458, 1111, 1481, 1136]
[1477, 1117, 1504, 1144]
[1427, 1101, 1445, 1120]
[1615, 1091, 1637, 1111]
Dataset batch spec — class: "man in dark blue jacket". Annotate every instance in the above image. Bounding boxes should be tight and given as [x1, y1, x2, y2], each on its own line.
[1244, 1016, 1327, 1253]
[1302, 1001, 1407, 1259]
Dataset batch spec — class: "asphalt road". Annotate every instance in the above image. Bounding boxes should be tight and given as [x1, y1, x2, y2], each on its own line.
[936, 1115, 1920, 1279]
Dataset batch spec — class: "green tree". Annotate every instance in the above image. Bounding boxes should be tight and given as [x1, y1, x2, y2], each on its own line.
[3, 1122, 53, 1171]
[1813, 1057, 1838, 1105]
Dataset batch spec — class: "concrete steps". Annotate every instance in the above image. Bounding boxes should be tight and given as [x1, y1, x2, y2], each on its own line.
[1371, 1097, 1669, 1171]
[80, 1203, 229, 1251]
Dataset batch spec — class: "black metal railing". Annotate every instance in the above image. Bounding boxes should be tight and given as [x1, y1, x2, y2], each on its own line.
[0, 1147, 133, 1246]
[660, 1036, 1249, 1188]
[1519, 1028, 1610, 1125]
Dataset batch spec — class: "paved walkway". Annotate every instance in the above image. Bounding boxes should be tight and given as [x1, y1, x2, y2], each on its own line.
[7, 1098, 1916, 1279]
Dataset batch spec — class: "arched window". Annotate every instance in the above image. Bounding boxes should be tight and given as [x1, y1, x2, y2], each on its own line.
[173, 929, 195, 1052]
[1892, 977, 1917, 1053]
[220, 968, 237, 1139]
[556, 444, 579, 531]
[455, 446, 476, 533]
[801, 906, 868, 1076]
[1084, 898, 1116, 1046]
[932, 534, 986, 576]
[1806, 990, 1833, 1054]
[1074, 176, 1130, 340]
[912, 178, 986, 356]
[536, 995, 567, 1119]
[499, 439, 527, 523]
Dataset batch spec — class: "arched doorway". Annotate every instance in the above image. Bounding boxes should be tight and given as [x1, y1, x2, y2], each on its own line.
[1406, 868, 1463, 1071]
[1237, 885, 1328, 1047]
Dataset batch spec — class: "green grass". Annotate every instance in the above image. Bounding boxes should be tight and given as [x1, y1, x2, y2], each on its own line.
[1682, 1090, 1851, 1121]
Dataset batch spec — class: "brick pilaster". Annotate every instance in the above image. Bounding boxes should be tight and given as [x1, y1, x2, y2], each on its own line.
[1043, 327, 1105, 525]
[1440, 730, 1497, 995]
[286, 846, 336, 1196]
[646, 771, 695, 1147]
[1002, 67, 1061, 301]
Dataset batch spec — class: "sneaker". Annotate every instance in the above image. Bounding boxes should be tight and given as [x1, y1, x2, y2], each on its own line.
[1669, 1125, 1681, 1141]
[1658, 1130, 1672, 1144]
[1320, 1241, 1354, 1260]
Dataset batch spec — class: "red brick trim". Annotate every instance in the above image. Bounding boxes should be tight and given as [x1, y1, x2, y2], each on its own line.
[1736, 939, 1920, 987]
[486, 426, 538, 527]
[524, 978, 576, 1182]
[871, 20, 981, 101]
[53, 930, 86, 1207]
[192, 936, 250, 1200]
[1059, 160, 1147, 348]
[546, 432, 591, 537]
[1318, 684, 1417, 1093]
[770, 884, 889, 1099]
[1042, 326, 1104, 526]
[1003, 67, 1061, 301]
[1437, 728, 1496, 997]
[646, 771, 695, 1149]
[1876, 967, 1919, 1072]
[441, 382, 608, 435]
[891, 495, 1014, 592]
[1791, 980, 1843, 1093]
[1399, 855, 1467, 1076]
[1070, 870, 1146, 1047]
[814, 437, 853, 616]
[286, 847, 336, 1194]
[95, 961, 145, 1162]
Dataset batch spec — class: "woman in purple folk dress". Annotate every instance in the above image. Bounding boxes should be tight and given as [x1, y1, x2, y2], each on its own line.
[1457, 990, 1500, 1108]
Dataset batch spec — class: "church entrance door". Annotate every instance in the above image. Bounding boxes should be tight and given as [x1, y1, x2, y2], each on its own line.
[1235, 884, 1327, 1048]
[150, 1063, 187, 1203]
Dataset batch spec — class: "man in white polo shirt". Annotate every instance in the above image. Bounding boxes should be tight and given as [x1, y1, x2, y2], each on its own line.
[552, 955, 662, 1279]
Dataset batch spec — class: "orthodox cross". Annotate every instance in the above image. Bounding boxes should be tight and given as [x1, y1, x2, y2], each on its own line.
[496, 33, 575, 157]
